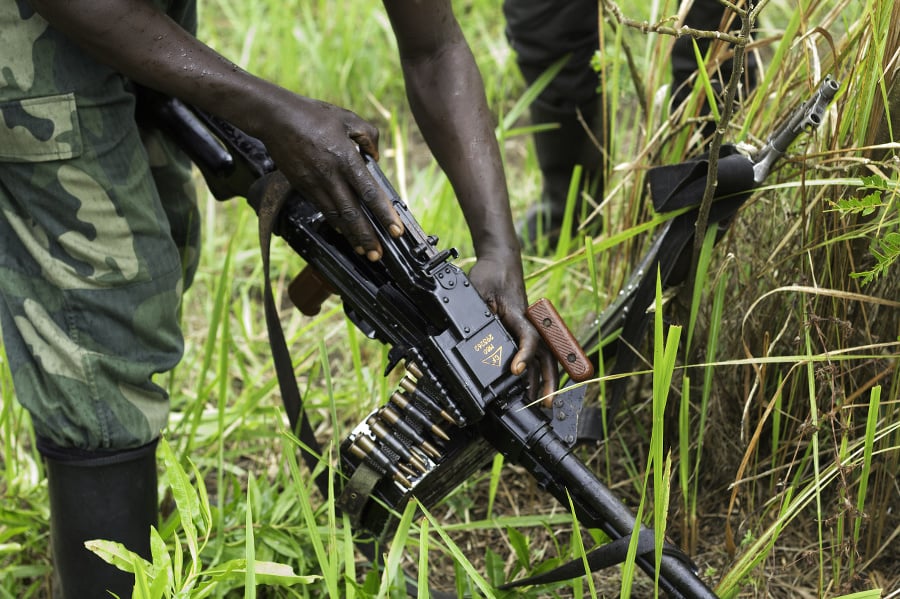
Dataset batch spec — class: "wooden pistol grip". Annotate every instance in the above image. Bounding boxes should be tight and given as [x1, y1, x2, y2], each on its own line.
[526, 298, 595, 382]
[289, 266, 336, 316]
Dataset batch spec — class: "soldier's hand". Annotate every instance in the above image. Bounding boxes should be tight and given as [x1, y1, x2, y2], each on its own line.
[257, 92, 404, 260]
[467, 251, 558, 405]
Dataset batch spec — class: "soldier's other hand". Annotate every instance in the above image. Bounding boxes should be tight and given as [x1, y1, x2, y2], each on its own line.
[467, 252, 558, 405]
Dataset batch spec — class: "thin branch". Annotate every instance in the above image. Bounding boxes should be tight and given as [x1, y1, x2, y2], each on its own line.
[601, 0, 746, 46]
[684, 2, 755, 309]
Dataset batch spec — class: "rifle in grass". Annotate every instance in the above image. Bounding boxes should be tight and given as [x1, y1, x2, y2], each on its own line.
[577, 76, 841, 440]
[137, 86, 721, 597]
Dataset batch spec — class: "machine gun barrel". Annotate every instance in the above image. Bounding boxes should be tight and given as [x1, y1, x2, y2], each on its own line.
[484, 400, 718, 598]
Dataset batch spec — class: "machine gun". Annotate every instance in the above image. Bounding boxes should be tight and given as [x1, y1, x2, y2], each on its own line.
[137, 87, 720, 597]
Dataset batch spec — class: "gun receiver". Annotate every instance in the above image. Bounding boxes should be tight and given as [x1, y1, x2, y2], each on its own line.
[140, 90, 718, 598]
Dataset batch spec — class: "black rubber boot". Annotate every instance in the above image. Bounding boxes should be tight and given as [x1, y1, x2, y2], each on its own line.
[518, 98, 604, 252]
[40, 438, 159, 599]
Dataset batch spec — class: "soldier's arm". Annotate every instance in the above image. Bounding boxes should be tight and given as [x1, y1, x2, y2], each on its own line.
[28, 0, 402, 260]
[383, 0, 557, 395]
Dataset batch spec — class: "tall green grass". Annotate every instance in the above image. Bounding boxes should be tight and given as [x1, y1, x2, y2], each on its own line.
[1, 0, 898, 597]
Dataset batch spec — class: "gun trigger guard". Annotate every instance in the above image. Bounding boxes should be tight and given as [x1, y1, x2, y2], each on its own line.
[543, 383, 586, 448]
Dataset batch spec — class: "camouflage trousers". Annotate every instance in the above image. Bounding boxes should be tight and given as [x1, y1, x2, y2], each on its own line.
[0, 85, 201, 451]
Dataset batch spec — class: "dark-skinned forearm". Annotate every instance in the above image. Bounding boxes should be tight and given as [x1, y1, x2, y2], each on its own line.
[399, 43, 521, 261]
[29, 0, 408, 260]
[27, 0, 302, 144]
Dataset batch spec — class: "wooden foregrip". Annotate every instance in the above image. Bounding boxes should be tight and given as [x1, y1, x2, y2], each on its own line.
[289, 266, 336, 316]
[526, 298, 595, 382]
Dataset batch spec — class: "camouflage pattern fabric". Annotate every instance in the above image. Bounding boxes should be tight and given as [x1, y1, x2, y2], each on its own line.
[0, 0, 201, 451]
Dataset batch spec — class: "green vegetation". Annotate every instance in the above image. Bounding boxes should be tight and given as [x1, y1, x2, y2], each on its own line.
[1, 0, 898, 597]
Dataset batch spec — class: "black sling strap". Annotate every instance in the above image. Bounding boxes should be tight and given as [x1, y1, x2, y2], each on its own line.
[253, 172, 328, 488]
[499, 528, 700, 590]
[579, 146, 757, 442]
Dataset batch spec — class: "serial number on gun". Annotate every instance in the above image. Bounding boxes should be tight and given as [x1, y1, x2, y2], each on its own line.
[473, 334, 495, 355]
